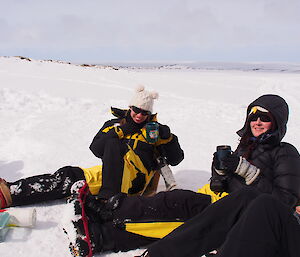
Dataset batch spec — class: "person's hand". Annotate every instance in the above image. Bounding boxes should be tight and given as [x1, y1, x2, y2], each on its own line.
[222, 153, 240, 173]
[158, 124, 171, 139]
[212, 152, 238, 174]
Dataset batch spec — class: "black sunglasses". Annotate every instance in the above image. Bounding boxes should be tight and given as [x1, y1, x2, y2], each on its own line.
[248, 113, 271, 122]
[130, 106, 151, 116]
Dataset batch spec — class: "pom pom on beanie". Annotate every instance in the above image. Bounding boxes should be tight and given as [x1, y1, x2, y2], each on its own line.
[129, 85, 158, 113]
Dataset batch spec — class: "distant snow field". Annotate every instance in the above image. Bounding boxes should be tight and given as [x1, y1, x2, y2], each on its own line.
[0, 56, 299, 256]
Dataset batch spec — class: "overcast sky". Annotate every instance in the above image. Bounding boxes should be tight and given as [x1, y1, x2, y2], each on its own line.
[1, 0, 300, 63]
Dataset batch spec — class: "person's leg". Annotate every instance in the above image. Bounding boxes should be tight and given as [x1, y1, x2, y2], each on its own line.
[81, 189, 211, 254]
[147, 188, 260, 257]
[8, 166, 85, 206]
[217, 194, 300, 257]
[97, 138, 125, 199]
[114, 189, 211, 221]
[104, 190, 212, 252]
[67, 183, 157, 255]
[100, 221, 157, 252]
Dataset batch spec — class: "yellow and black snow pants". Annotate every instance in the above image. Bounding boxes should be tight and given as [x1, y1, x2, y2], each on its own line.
[98, 189, 211, 252]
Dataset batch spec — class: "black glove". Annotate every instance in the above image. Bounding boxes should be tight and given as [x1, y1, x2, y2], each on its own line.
[210, 162, 228, 192]
[159, 124, 171, 139]
[212, 152, 239, 174]
[222, 153, 240, 173]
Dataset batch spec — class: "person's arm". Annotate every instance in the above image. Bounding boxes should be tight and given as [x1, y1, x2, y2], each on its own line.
[157, 134, 184, 166]
[214, 143, 300, 207]
[156, 124, 184, 166]
[90, 115, 145, 158]
[264, 143, 300, 207]
[89, 119, 120, 158]
[237, 143, 300, 207]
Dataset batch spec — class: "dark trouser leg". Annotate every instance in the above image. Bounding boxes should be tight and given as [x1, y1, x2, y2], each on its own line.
[97, 138, 124, 199]
[9, 166, 85, 206]
[92, 190, 212, 253]
[101, 221, 157, 252]
[147, 188, 260, 257]
[218, 194, 300, 257]
[113, 189, 211, 221]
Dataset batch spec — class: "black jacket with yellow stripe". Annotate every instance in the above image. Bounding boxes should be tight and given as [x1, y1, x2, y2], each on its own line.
[89, 107, 184, 196]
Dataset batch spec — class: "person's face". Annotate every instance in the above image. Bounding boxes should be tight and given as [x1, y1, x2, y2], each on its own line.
[130, 106, 150, 124]
[250, 116, 272, 137]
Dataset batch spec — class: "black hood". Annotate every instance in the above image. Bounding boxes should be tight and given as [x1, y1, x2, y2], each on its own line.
[237, 94, 289, 143]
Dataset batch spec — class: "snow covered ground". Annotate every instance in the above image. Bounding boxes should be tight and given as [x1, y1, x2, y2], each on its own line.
[0, 56, 300, 256]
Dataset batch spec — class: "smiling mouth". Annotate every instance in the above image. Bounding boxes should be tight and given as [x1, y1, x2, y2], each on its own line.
[134, 118, 143, 123]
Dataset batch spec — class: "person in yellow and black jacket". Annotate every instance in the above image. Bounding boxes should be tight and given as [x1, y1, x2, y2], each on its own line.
[89, 85, 184, 199]
[0, 86, 184, 209]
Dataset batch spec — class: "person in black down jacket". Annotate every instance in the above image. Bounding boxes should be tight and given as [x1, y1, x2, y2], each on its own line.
[140, 94, 300, 257]
[210, 94, 300, 207]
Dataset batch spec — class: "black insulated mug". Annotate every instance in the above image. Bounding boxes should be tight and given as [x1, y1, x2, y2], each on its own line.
[215, 145, 232, 170]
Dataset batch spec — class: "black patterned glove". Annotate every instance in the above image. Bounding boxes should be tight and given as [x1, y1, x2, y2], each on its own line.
[212, 152, 239, 175]
[222, 153, 240, 173]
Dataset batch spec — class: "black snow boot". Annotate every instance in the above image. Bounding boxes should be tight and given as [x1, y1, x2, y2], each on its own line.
[65, 183, 103, 257]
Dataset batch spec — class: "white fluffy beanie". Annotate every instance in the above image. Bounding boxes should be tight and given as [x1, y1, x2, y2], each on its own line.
[129, 85, 159, 113]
